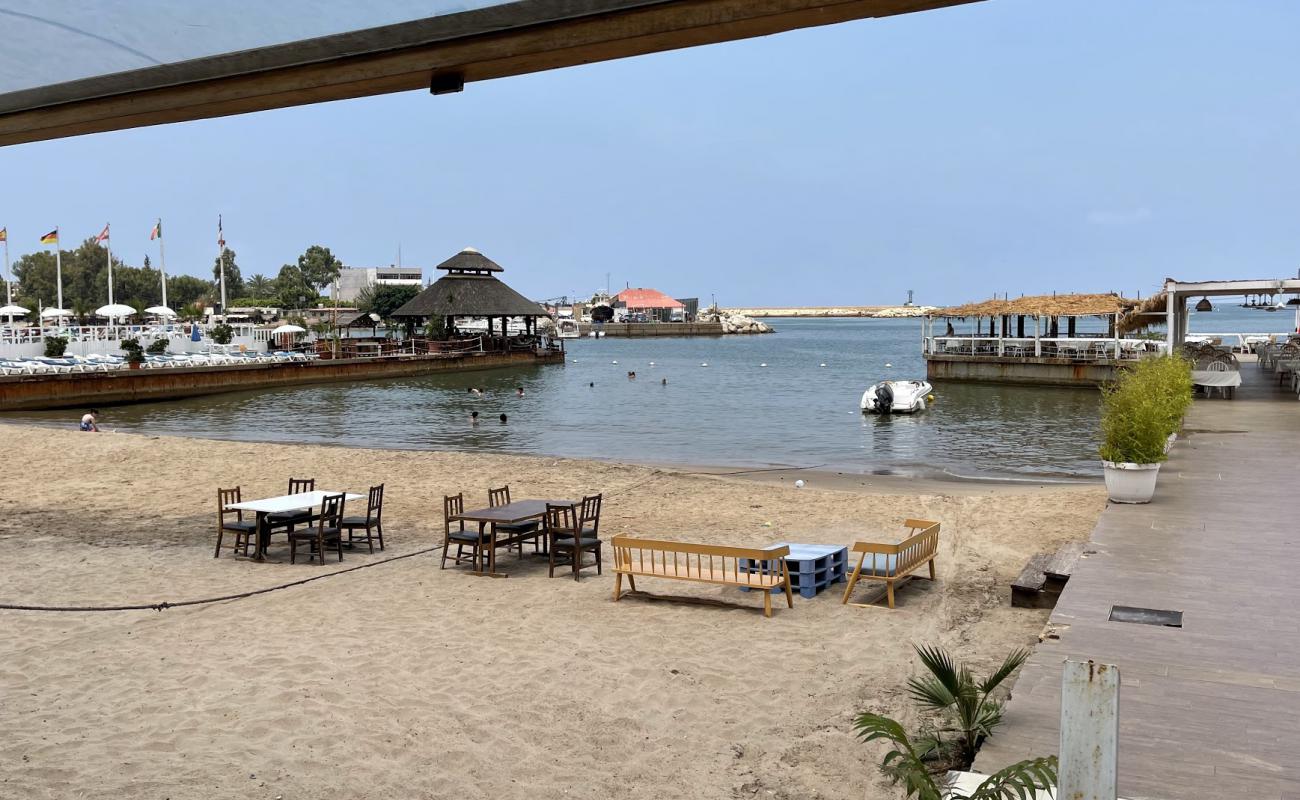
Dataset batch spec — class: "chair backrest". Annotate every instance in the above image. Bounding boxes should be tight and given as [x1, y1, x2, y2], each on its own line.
[853, 519, 941, 574]
[488, 485, 510, 507]
[1207, 360, 1228, 372]
[289, 477, 316, 494]
[217, 486, 242, 523]
[366, 484, 384, 521]
[579, 493, 603, 533]
[443, 493, 464, 534]
[317, 493, 345, 531]
[545, 503, 578, 535]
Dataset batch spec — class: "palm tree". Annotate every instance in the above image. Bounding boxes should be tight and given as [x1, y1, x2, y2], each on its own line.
[853, 713, 1055, 800]
[247, 274, 273, 299]
[906, 645, 1030, 768]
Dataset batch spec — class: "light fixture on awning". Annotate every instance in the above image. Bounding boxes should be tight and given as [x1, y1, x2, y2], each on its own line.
[1194, 297, 1213, 312]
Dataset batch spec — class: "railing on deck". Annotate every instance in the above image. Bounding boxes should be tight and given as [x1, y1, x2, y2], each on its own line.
[924, 336, 1157, 360]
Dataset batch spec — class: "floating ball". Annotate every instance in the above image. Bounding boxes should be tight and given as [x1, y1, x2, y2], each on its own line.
[649, 361, 656, 366]
[701, 362, 708, 367]
[927, 394, 936, 401]
[885, 363, 893, 367]
[819, 363, 827, 368]
[759, 363, 767, 367]
[612, 360, 618, 364]
[794, 479, 805, 488]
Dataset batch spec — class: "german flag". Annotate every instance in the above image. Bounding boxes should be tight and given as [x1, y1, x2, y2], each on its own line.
[40, 229, 58, 245]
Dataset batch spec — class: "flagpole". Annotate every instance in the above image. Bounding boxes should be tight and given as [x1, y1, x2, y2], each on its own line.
[105, 223, 114, 308]
[55, 227, 63, 315]
[4, 235, 11, 326]
[217, 215, 227, 321]
[157, 219, 168, 310]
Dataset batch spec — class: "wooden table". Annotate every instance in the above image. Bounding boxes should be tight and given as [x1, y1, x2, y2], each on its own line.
[449, 499, 576, 576]
[226, 490, 363, 562]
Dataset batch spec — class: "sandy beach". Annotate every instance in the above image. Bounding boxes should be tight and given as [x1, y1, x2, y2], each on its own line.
[0, 423, 1105, 799]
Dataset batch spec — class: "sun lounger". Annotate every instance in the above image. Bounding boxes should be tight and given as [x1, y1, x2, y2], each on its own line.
[611, 536, 793, 617]
[841, 519, 940, 609]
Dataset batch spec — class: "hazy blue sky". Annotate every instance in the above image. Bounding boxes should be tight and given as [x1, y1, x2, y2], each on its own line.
[3, 0, 1299, 306]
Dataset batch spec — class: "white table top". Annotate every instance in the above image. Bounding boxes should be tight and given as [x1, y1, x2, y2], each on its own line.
[1190, 369, 1242, 388]
[227, 490, 363, 514]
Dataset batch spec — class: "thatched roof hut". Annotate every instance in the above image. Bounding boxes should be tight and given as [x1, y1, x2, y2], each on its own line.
[938, 293, 1135, 319]
[1117, 292, 1167, 334]
[391, 247, 546, 320]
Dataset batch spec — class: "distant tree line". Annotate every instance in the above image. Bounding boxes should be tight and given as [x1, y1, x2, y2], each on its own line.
[7, 241, 346, 321]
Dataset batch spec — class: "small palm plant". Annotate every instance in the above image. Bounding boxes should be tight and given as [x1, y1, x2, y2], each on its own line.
[904, 645, 1030, 768]
[854, 713, 1055, 800]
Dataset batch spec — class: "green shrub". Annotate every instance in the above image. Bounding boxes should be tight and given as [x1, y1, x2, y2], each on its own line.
[1098, 355, 1192, 464]
[120, 337, 146, 364]
[210, 323, 234, 345]
[146, 339, 169, 355]
[43, 336, 68, 358]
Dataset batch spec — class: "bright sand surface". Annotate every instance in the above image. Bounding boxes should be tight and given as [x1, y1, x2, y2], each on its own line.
[0, 424, 1106, 799]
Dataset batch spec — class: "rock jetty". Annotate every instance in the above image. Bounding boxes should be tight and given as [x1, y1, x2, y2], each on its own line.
[722, 305, 938, 319]
[697, 306, 774, 334]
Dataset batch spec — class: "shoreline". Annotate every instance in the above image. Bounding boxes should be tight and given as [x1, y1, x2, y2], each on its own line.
[721, 305, 939, 318]
[0, 419, 1101, 490]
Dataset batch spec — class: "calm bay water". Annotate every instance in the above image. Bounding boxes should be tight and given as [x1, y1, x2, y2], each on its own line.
[5, 306, 1290, 480]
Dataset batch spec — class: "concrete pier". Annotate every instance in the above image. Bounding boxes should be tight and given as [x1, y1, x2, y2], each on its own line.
[578, 322, 731, 337]
[925, 354, 1120, 387]
[974, 361, 1300, 798]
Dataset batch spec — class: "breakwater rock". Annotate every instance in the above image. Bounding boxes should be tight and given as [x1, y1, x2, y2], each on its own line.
[698, 307, 774, 334]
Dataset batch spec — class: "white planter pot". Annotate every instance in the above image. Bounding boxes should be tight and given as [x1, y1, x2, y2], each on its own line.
[1102, 461, 1161, 504]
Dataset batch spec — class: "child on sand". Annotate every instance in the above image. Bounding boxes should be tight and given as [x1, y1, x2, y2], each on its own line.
[79, 410, 99, 432]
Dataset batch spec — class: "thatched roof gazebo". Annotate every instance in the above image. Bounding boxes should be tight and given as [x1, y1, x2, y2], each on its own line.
[390, 247, 547, 339]
[938, 293, 1134, 319]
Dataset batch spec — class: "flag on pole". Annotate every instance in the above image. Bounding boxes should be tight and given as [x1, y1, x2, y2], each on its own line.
[0, 228, 7, 242]
[217, 215, 225, 247]
[40, 229, 58, 245]
[96, 223, 110, 243]
[150, 219, 162, 240]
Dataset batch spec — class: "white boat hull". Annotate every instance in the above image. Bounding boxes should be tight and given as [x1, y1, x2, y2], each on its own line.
[861, 380, 932, 414]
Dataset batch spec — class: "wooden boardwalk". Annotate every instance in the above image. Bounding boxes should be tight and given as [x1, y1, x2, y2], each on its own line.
[975, 360, 1300, 800]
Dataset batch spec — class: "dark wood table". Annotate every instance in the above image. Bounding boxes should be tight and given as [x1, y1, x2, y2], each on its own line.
[449, 499, 576, 576]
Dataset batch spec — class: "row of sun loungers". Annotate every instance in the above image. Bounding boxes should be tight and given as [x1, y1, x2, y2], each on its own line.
[0, 351, 317, 375]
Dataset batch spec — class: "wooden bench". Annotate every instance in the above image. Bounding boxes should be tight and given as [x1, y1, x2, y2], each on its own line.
[611, 536, 794, 617]
[841, 519, 940, 609]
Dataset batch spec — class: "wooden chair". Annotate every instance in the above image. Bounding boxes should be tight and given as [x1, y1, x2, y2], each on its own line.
[441, 493, 489, 570]
[546, 502, 601, 581]
[611, 536, 793, 617]
[341, 484, 385, 553]
[488, 484, 540, 557]
[578, 493, 603, 540]
[214, 486, 257, 558]
[842, 519, 941, 609]
[267, 477, 317, 534]
[289, 493, 345, 565]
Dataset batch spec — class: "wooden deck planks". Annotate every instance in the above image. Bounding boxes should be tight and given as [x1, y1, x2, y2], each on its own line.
[975, 362, 1300, 800]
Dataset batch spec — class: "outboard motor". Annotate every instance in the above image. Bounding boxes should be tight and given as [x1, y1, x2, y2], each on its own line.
[874, 382, 894, 413]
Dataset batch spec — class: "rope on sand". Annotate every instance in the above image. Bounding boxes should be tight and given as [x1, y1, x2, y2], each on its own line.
[0, 545, 443, 613]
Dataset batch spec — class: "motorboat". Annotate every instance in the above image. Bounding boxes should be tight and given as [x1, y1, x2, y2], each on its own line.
[861, 380, 932, 414]
[556, 318, 579, 339]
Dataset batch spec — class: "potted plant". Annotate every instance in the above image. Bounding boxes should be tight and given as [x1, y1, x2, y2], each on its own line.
[1098, 356, 1190, 503]
[210, 323, 234, 345]
[146, 338, 169, 356]
[120, 337, 146, 370]
[43, 335, 68, 358]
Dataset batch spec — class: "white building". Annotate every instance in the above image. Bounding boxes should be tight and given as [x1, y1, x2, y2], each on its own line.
[335, 266, 423, 303]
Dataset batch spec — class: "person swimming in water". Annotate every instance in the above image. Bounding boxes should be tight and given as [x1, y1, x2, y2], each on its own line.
[470, 411, 479, 425]
[516, 387, 525, 397]
[499, 413, 508, 424]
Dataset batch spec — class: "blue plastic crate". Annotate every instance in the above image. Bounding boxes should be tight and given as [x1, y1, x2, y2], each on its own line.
[738, 543, 849, 598]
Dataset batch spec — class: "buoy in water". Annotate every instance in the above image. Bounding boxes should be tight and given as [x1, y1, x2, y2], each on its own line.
[700, 362, 709, 367]
[927, 394, 936, 402]
[649, 361, 656, 366]
[885, 363, 893, 367]
[612, 360, 619, 365]
[759, 363, 767, 367]
[819, 363, 827, 367]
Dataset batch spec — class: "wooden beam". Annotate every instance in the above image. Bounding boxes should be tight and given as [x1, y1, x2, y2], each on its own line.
[0, 0, 980, 146]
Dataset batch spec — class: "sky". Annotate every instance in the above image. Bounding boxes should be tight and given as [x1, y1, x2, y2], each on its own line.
[3, 0, 1300, 307]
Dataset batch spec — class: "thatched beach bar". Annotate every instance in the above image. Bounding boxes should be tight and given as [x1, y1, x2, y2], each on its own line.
[923, 293, 1154, 387]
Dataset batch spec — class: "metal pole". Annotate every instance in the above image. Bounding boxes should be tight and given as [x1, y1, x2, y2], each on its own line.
[1165, 287, 1176, 353]
[3, 237, 11, 326]
[158, 219, 168, 310]
[1059, 660, 1120, 800]
[106, 224, 113, 306]
[217, 215, 227, 321]
[55, 228, 63, 314]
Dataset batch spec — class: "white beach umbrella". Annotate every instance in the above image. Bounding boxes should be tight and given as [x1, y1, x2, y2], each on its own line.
[271, 324, 306, 335]
[0, 304, 30, 315]
[96, 303, 137, 318]
[40, 307, 72, 318]
[144, 305, 177, 317]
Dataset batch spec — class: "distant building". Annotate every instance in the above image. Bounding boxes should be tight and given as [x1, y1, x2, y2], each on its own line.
[675, 297, 699, 321]
[335, 266, 423, 303]
[612, 288, 686, 322]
